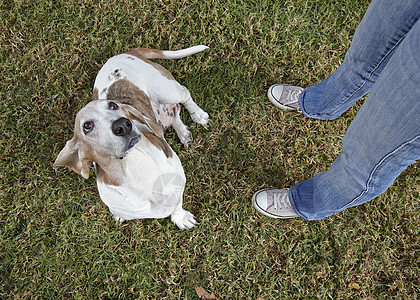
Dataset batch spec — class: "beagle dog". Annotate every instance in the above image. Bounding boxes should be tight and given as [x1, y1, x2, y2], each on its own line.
[54, 45, 209, 230]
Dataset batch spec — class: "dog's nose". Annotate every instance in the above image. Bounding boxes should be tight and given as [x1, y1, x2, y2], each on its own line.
[112, 117, 132, 136]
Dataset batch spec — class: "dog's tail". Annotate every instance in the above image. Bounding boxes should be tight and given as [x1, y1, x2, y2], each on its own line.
[125, 45, 209, 60]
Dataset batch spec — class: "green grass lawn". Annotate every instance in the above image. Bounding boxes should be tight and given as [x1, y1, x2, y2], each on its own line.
[1, 0, 419, 299]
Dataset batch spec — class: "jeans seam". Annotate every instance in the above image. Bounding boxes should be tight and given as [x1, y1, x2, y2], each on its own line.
[332, 34, 408, 116]
[342, 135, 420, 210]
[337, 11, 420, 114]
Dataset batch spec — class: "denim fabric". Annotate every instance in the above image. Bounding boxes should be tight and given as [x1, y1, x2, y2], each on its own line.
[289, 0, 420, 220]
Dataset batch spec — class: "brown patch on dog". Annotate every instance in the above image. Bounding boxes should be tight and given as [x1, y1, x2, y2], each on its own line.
[125, 48, 175, 80]
[105, 79, 173, 158]
[142, 131, 173, 158]
[121, 107, 173, 158]
[76, 142, 124, 186]
[94, 157, 125, 186]
[123, 108, 164, 139]
[107, 79, 156, 120]
[125, 48, 164, 60]
[93, 88, 99, 100]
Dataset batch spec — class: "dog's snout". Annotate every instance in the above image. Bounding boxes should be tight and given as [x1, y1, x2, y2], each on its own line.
[112, 117, 132, 136]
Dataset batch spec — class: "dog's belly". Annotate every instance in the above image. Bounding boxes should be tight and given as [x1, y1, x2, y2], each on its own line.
[151, 102, 181, 130]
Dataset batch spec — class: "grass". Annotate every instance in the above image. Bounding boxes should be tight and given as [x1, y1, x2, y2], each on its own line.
[1, 0, 419, 299]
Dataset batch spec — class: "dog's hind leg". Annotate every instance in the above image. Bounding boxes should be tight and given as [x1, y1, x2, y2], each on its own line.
[178, 85, 209, 126]
[153, 81, 209, 126]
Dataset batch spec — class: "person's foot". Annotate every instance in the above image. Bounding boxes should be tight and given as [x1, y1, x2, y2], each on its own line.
[253, 188, 299, 219]
[267, 84, 304, 112]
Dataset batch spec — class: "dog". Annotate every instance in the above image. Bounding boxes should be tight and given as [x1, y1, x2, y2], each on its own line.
[54, 45, 209, 230]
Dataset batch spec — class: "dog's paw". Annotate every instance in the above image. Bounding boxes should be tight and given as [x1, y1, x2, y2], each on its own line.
[190, 109, 209, 126]
[171, 209, 197, 230]
[112, 213, 126, 224]
[177, 127, 193, 146]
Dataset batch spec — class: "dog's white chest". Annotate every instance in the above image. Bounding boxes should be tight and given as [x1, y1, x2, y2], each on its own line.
[96, 142, 186, 221]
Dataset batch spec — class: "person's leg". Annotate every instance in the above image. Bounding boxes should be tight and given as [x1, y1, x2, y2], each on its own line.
[289, 18, 420, 220]
[299, 0, 420, 120]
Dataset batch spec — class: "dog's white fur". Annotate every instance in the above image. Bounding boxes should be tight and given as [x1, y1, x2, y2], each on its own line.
[54, 45, 209, 230]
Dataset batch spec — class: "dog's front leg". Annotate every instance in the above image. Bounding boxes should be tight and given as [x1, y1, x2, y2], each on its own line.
[170, 203, 197, 230]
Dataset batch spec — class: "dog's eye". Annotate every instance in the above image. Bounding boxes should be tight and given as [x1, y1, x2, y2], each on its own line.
[109, 101, 119, 110]
[83, 121, 94, 134]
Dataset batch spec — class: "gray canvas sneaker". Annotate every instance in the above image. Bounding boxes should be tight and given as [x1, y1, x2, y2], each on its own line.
[253, 188, 299, 219]
[267, 84, 304, 112]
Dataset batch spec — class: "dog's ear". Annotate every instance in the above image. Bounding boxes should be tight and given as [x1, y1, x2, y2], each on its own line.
[54, 136, 92, 179]
[120, 103, 164, 138]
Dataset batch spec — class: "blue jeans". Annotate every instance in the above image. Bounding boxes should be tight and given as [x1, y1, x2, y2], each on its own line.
[289, 0, 420, 220]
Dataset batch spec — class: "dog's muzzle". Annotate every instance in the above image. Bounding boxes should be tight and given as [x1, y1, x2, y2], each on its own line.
[113, 118, 140, 159]
[112, 117, 132, 136]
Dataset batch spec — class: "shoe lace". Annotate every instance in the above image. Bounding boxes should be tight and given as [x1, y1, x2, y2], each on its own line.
[284, 88, 302, 104]
[272, 191, 290, 211]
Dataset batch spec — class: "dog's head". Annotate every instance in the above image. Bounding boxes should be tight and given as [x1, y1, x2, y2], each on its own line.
[54, 99, 164, 179]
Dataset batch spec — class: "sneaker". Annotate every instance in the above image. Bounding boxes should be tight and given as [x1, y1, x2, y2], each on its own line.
[252, 188, 299, 219]
[267, 84, 304, 112]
